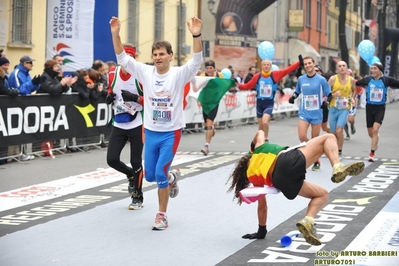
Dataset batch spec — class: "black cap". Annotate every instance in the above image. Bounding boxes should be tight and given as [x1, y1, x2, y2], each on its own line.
[204, 60, 216, 68]
[0, 57, 10, 66]
[314, 64, 323, 73]
[372, 62, 384, 72]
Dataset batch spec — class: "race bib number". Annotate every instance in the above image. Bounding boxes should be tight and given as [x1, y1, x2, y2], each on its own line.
[115, 101, 137, 116]
[335, 97, 349, 109]
[370, 88, 383, 102]
[259, 84, 272, 98]
[304, 94, 319, 110]
[152, 106, 173, 125]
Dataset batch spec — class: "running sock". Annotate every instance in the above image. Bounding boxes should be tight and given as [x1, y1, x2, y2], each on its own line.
[258, 225, 267, 234]
[158, 211, 167, 217]
[305, 216, 314, 224]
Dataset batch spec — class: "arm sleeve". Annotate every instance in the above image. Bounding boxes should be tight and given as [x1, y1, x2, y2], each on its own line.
[39, 79, 66, 95]
[16, 77, 37, 96]
[385, 76, 399, 88]
[271, 61, 300, 83]
[355, 76, 371, 87]
[322, 78, 331, 96]
[238, 73, 260, 90]
[294, 78, 301, 95]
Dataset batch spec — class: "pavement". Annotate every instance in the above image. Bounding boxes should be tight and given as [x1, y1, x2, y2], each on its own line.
[1, 101, 399, 266]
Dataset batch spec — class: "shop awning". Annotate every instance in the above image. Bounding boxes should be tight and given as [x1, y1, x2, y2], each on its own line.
[349, 54, 360, 71]
[288, 39, 321, 64]
[331, 57, 341, 64]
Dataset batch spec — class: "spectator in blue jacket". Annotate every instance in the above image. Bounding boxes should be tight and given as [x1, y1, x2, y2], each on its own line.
[8, 55, 41, 96]
[7, 55, 41, 161]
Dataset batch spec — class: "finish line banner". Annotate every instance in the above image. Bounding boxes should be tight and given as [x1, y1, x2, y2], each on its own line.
[0, 94, 111, 147]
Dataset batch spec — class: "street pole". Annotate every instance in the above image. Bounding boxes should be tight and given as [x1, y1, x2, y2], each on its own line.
[177, 0, 183, 66]
[377, 0, 387, 60]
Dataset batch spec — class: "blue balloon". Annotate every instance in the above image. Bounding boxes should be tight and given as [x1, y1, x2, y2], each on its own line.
[221, 68, 232, 79]
[358, 40, 375, 61]
[368, 56, 380, 66]
[258, 41, 275, 60]
[271, 64, 279, 71]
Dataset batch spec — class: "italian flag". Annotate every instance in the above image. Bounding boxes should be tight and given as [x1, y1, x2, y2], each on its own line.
[187, 76, 236, 115]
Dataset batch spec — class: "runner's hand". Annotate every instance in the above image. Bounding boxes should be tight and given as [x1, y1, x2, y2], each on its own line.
[121, 90, 139, 102]
[105, 93, 116, 105]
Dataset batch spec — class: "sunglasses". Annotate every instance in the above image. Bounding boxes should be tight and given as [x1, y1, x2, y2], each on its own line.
[315, 69, 321, 73]
[25, 61, 33, 64]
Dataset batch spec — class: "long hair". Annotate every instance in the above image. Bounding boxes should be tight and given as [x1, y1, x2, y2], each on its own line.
[227, 154, 252, 205]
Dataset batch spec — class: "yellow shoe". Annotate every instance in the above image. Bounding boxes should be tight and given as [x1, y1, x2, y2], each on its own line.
[296, 218, 322, 245]
[331, 161, 365, 183]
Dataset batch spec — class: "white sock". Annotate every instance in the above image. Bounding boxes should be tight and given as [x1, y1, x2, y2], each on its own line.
[168, 172, 175, 184]
[305, 216, 314, 224]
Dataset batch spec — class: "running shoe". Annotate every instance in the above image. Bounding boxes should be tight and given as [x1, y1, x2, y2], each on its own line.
[128, 191, 144, 210]
[311, 161, 321, 171]
[20, 154, 34, 161]
[296, 218, 321, 245]
[169, 168, 180, 198]
[152, 213, 168, 230]
[331, 162, 365, 183]
[368, 153, 375, 163]
[201, 145, 209, 156]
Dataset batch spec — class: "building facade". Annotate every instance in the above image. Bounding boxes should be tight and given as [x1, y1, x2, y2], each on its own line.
[0, 0, 199, 76]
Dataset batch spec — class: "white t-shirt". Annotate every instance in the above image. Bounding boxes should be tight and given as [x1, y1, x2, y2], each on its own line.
[117, 51, 202, 132]
[110, 66, 143, 130]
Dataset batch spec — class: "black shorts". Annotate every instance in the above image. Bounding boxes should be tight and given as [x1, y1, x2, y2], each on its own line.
[366, 104, 385, 128]
[203, 105, 219, 122]
[272, 149, 306, 200]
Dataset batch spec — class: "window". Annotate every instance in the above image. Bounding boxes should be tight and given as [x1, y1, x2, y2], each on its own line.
[154, 0, 164, 41]
[328, 20, 331, 45]
[335, 0, 340, 9]
[11, 0, 32, 45]
[317, 0, 322, 32]
[325, 5, 328, 34]
[128, 0, 139, 51]
[335, 22, 338, 47]
[354, 31, 361, 46]
[297, 0, 303, 9]
[345, 26, 352, 49]
[353, 0, 358, 13]
[306, 0, 312, 28]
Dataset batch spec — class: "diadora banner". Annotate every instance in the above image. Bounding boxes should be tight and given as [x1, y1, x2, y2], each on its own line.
[0, 94, 112, 148]
[46, 0, 118, 72]
[382, 28, 399, 78]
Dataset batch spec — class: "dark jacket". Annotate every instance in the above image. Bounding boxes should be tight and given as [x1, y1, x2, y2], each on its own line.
[0, 75, 18, 97]
[72, 72, 101, 102]
[37, 69, 69, 95]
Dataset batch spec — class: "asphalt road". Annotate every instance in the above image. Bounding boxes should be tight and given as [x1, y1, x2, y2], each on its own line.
[1, 101, 399, 191]
[1, 101, 399, 266]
